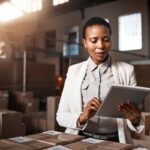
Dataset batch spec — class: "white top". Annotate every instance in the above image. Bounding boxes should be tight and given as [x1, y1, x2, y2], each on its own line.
[81, 56, 117, 134]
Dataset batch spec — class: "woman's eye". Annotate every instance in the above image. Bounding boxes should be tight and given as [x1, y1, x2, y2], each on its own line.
[103, 37, 110, 42]
[90, 39, 97, 43]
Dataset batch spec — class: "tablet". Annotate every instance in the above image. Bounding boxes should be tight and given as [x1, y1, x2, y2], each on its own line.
[96, 85, 150, 118]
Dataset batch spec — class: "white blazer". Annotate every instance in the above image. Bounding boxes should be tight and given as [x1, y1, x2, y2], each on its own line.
[56, 58, 142, 143]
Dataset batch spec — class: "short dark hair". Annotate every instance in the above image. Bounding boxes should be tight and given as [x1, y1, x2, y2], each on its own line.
[82, 17, 111, 39]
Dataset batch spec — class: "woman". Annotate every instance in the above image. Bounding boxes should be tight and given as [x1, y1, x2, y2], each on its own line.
[56, 17, 143, 143]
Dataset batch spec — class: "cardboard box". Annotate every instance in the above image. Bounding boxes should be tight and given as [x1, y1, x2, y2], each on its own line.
[13, 91, 34, 100]
[20, 97, 40, 113]
[144, 93, 150, 112]
[65, 139, 134, 150]
[43, 139, 134, 150]
[0, 139, 31, 150]
[133, 138, 150, 149]
[15, 92, 40, 113]
[23, 111, 46, 134]
[39, 133, 83, 145]
[46, 96, 65, 132]
[132, 113, 150, 149]
[0, 90, 9, 109]
[27, 130, 84, 146]
[27, 132, 50, 140]
[11, 91, 40, 113]
[0, 110, 25, 138]
[8, 136, 53, 150]
[0, 97, 8, 109]
[131, 112, 150, 141]
[141, 112, 150, 135]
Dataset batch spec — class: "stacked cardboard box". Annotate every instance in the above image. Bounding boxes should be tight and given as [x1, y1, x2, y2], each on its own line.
[132, 112, 150, 149]
[46, 96, 65, 132]
[0, 130, 84, 150]
[42, 138, 134, 150]
[132, 112, 150, 138]
[7, 136, 53, 150]
[65, 139, 134, 150]
[0, 110, 25, 139]
[27, 130, 84, 146]
[142, 112, 150, 135]
[3, 130, 150, 150]
[11, 91, 39, 113]
[144, 93, 150, 112]
[133, 135, 150, 149]
[22, 111, 47, 134]
[0, 90, 9, 109]
[0, 139, 31, 150]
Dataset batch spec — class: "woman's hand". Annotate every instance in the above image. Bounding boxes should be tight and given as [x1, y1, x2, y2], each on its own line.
[79, 97, 102, 125]
[118, 101, 141, 126]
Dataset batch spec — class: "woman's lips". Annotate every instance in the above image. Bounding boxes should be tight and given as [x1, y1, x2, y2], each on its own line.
[96, 51, 107, 56]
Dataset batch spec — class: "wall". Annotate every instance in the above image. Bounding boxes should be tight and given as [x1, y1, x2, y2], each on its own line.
[134, 64, 150, 87]
[0, 60, 56, 98]
[0, 0, 149, 74]
[84, 0, 148, 61]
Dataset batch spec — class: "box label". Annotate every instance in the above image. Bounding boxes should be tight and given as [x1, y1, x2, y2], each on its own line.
[47, 145, 72, 150]
[10, 136, 32, 143]
[82, 138, 103, 144]
[43, 130, 61, 136]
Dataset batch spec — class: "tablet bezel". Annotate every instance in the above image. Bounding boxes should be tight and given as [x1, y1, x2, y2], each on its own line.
[96, 85, 150, 118]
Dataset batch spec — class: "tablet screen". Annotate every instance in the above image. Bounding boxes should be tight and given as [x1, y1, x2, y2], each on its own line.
[96, 85, 150, 118]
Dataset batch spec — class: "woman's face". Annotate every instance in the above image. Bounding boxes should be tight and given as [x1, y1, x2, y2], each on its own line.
[83, 25, 111, 65]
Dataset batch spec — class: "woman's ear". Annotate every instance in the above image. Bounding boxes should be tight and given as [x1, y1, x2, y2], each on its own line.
[82, 39, 87, 48]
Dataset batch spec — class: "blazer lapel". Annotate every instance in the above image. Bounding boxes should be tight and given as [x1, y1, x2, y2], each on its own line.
[111, 60, 121, 84]
[73, 61, 88, 112]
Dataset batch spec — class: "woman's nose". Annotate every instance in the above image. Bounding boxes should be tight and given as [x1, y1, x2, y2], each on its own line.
[97, 40, 104, 49]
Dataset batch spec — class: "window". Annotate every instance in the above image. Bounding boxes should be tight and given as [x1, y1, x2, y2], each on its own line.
[0, 41, 6, 59]
[0, 0, 42, 23]
[0, 2, 24, 22]
[11, 0, 42, 14]
[53, 0, 69, 6]
[63, 26, 79, 57]
[45, 30, 56, 52]
[118, 13, 142, 51]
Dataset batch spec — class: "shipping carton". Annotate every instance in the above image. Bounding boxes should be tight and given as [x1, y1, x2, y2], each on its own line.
[43, 138, 134, 150]
[133, 137, 150, 149]
[0, 110, 25, 138]
[23, 111, 46, 134]
[11, 91, 40, 113]
[27, 130, 84, 146]
[0, 90, 9, 109]
[8, 136, 53, 150]
[65, 139, 134, 150]
[141, 112, 150, 136]
[0, 139, 31, 150]
[46, 96, 65, 132]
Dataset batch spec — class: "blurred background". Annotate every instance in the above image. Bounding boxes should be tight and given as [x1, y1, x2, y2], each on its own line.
[0, 0, 150, 141]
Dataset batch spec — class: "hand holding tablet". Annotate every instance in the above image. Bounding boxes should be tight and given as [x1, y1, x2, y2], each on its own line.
[96, 85, 150, 118]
